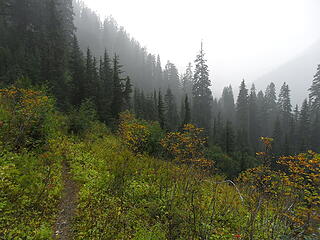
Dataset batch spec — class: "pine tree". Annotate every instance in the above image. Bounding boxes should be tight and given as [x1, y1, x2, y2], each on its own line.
[236, 80, 249, 131]
[164, 88, 179, 130]
[182, 62, 193, 96]
[123, 77, 132, 110]
[299, 99, 311, 151]
[272, 117, 282, 156]
[158, 90, 165, 129]
[183, 95, 191, 126]
[310, 112, 320, 152]
[264, 82, 278, 136]
[111, 54, 124, 120]
[221, 85, 235, 122]
[249, 84, 259, 149]
[69, 35, 85, 106]
[278, 82, 292, 132]
[309, 64, 320, 112]
[223, 120, 235, 154]
[192, 42, 213, 131]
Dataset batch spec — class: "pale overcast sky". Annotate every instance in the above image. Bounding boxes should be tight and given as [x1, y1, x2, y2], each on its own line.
[83, 0, 320, 95]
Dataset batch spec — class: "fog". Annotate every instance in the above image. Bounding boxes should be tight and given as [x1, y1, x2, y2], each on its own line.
[83, 0, 320, 98]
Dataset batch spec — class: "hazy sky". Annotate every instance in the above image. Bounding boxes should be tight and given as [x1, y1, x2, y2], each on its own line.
[83, 0, 320, 95]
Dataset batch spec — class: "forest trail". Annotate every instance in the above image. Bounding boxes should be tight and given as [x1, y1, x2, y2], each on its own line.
[53, 160, 78, 240]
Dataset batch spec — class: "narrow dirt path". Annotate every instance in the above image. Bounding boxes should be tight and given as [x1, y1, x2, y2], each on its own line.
[53, 160, 78, 240]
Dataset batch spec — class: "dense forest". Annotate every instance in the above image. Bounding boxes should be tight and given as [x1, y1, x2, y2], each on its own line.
[0, 0, 319, 239]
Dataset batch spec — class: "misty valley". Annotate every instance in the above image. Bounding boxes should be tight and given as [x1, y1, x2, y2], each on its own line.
[0, 0, 319, 239]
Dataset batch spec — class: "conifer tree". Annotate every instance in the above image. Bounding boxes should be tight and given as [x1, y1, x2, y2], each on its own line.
[69, 35, 85, 106]
[182, 63, 193, 96]
[278, 82, 292, 132]
[264, 82, 278, 135]
[183, 95, 191, 126]
[236, 80, 249, 131]
[192, 42, 213, 131]
[309, 64, 320, 112]
[221, 85, 235, 122]
[158, 90, 165, 129]
[248, 84, 259, 149]
[123, 77, 132, 110]
[164, 88, 179, 130]
[111, 54, 124, 120]
[223, 120, 235, 153]
[272, 117, 283, 156]
[299, 99, 311, 151]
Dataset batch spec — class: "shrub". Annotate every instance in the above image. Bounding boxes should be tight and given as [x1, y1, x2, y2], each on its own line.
[161, 124, 213, 167]
[119, 111, 164, 155]
[0, 86, 57, 150]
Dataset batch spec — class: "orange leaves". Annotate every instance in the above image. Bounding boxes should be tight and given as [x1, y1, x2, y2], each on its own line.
[160, 124, 213, 167]
[278, 152, 320, 208]
[118, 111, 151, 153]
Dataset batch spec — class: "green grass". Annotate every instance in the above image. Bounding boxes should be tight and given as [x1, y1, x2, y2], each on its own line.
[61, 129, 291, 240]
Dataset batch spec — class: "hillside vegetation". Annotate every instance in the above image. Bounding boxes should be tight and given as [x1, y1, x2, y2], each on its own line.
[0, 87, 319, 239]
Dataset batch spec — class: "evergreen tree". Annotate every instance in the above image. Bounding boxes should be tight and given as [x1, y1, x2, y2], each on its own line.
[310, 112, 320, 152]
[309, 64, 320, 112]
[278, 82, 292, 132]
[123, 77, 132, 110]
[192, 42, 213, 131]
[248, 84, 259, 149]
[158, 90, 165, 129]
[69, 34, 85, 106]
[298, 99, 311, 151]
[183, 95, 191, 126]
[182, 62, 193, 96]
[264, 82, 278, 136]
[221, 85, 235, 122]
[164, 88, 179, 130]
[223, 120, 235, 154]
[272, 117, 282, 155]
[236, 80, 249, 131]
[111, 54, 124, 120]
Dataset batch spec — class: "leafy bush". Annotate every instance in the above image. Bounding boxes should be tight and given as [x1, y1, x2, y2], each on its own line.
[0, 87, 57, 150]
[161, 124, 213, 167]
[119, 111, 164, 155]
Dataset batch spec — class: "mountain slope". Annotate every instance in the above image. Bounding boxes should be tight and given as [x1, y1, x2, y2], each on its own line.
[255, 40, 320, 105]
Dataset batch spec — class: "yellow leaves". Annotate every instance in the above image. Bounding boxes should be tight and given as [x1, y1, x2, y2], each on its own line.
[118, 111, 151, 153]
[260, 137, 273, 147]
[160, 124, 213, 168]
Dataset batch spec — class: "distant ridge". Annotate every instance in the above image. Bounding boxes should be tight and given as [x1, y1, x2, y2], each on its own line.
[255, 39, 320, 106]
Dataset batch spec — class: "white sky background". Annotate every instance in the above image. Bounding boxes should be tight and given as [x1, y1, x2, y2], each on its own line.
[83, 0, 320, 96]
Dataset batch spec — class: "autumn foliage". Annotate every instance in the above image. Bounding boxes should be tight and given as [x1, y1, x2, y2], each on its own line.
[239, 137, 320, 237]
[161, 124, 213, 167]
[0, 87, 55, 149]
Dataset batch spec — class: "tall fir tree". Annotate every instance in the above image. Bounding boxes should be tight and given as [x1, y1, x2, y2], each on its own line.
[111, 54, 124, 120]
[278, 82, 292, 133]
[192, 42, 213, 131]
[309, 64, 320, 112]
[164, 88, 179, 130]
[248, 84, 259, 150]
[298, 99, 311, 151]
[236, 80, 249, 132]
[158, 90, 165, 129]
[183, 95, 191, 126]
